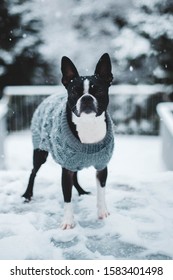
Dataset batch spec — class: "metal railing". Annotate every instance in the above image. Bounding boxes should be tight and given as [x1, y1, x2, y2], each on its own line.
[0, 96, 8, 169]
[1, 84, 172, 170]
[3, 84, 173, 135]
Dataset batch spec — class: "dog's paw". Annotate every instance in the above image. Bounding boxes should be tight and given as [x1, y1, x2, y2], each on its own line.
[61, 222, 75, 230]
[61, 203, 75, 230]
[98, 208, 110, 219]
[22, 192, 32, 202]
[61, 216, 75, 230]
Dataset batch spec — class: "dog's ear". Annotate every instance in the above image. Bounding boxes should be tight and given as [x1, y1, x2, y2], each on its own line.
[94, 53, 113, 86]
[61, 56, 79, 88]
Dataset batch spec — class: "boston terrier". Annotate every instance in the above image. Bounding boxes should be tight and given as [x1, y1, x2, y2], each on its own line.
[22, 53, 114, 229]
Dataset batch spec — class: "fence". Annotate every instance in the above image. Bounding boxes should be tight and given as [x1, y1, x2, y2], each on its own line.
[0, 96, 8, 169]
[1, 84, 173, 170]
[3, 84, 173, 135]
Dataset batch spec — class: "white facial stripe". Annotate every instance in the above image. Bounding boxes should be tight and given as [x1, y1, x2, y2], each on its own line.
[84, 79, 90, 94]
[75, 78, 98, 116]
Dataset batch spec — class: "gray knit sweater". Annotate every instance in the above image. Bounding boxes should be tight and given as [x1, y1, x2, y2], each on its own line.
[31, 94, 114, 172]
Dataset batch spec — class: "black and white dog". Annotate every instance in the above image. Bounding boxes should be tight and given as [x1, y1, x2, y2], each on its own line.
[22, 53, 114, 229]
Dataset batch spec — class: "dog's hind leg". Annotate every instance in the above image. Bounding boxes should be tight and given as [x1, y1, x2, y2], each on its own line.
[73, 172, 91, 195]
[22, 149, 48, 201]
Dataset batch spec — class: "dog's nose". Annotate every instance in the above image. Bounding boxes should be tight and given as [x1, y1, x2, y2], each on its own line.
[79, 94, 97, 115]
[81, 95, 94, 104]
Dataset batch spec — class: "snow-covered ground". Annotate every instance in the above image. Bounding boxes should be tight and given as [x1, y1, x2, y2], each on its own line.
[0, 131, 173, 260]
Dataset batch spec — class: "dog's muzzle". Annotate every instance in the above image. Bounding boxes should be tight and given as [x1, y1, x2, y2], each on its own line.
[76, 94, 97, 116]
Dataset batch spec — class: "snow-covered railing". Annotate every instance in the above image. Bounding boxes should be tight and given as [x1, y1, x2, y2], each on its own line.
[4, 85, 63, 96]
[157, 102, 173, 170]
[3, 84, 173, 134]
[0, 96, 9, 169]
[4, 84, 172, 96]
[4, 86, 62, 131]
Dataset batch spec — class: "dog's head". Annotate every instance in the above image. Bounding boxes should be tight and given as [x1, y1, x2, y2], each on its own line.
[61, 53, 113, 117]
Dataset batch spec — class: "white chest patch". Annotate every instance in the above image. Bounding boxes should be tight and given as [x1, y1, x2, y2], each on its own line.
[72, 112, 107, 144]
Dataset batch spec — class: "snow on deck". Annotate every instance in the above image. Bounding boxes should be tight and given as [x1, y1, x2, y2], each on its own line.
[5, 131, 165, 176]
[0, 131, 173, 260]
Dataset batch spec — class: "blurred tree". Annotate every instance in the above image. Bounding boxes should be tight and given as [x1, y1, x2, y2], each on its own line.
[143, 0, 173, 84]
[0, 0, 55, 97]
[114, 0, 173, 85]
[110, 0, 173, 134]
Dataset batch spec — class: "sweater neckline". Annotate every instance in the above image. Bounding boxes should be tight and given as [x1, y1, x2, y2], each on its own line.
[60, 103, 114, 153]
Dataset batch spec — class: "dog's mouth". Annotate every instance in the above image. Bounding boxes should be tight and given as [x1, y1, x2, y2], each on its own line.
[74, 108, 97, 117]
[75, 94, 98, 117]
[79, 103, 97, 116]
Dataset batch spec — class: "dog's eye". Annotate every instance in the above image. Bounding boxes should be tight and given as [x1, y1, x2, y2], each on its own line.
[74, 87, 82, 93]
[71, 87, 82, 96]
[90, 85, 103, 96]
[97, 88, 104, 94]
[90, 85, 97, 94]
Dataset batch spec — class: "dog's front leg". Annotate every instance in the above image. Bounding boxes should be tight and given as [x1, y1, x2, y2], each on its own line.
[96, 167, 110, 219]
[61, 168, 75, 229]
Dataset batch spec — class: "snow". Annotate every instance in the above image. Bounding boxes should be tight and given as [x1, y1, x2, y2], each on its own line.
[157, 102, 173, 136]
[0, 131, 173, 260]
[0, 106, 7, 120]
[0, 50, 13, 65]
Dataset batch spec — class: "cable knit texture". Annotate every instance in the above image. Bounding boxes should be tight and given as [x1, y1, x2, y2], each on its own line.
[31, 94, 114, 171]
